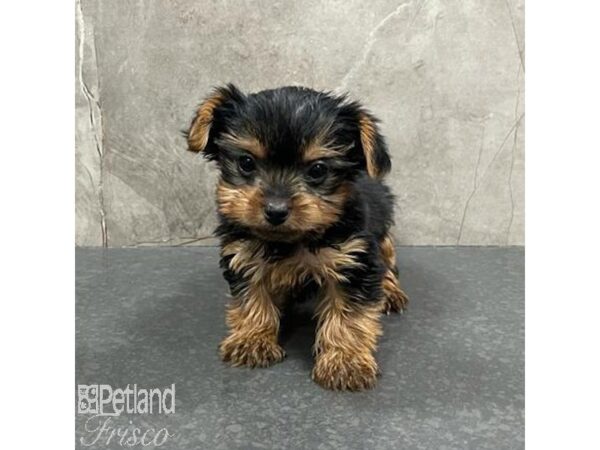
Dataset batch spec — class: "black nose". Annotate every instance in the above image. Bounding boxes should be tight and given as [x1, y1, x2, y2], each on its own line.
[264, 199, 289, 225]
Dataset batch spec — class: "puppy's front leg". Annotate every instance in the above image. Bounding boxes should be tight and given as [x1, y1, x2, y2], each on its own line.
[219, 280, 286, 368]
[312, 283, 382, 391]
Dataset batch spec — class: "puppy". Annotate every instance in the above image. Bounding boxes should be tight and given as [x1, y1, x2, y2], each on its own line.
[186, 84, 408, 391]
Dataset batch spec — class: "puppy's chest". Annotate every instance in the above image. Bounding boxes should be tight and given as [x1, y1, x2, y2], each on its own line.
[222, 237, 367, 291]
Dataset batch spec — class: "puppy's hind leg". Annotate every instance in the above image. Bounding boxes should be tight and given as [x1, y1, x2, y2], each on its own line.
[379, 233, 409, 314]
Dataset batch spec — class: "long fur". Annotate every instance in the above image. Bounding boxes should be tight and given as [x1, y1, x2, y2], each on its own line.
[187, 85, 408, 391]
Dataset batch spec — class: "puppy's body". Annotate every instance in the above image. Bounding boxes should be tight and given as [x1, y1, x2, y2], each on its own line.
[187, 85, 408, 390]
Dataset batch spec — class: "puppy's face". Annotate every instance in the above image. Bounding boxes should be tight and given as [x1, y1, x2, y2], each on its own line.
[187, 85, 391, 241]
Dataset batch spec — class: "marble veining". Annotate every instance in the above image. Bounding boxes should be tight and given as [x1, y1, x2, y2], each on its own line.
[76, 0, 524, 247]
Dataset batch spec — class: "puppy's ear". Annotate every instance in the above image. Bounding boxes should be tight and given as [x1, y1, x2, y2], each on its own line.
[356, 111, 391, 178]
[187, 83, 244, 158]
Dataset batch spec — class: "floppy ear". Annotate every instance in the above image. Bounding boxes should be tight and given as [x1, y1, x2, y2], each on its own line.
[186, 83, 244, 158]
[356, 111, 391, 178]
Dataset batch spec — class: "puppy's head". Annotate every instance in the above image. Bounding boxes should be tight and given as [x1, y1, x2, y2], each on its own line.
[187, 84, 391, 241]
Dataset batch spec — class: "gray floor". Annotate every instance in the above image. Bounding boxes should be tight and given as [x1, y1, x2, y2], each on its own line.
[76, 247, 524, 450]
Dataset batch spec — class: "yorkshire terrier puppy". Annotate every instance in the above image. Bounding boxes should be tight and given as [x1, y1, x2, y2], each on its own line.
[186, 84, 408, 391]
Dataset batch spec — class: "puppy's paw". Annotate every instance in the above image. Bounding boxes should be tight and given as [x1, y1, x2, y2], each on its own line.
[381, 274, 409, 314]
[220, 335, 286, 368]
[312, 350, 378, 391]
[382, 287, 408, 314]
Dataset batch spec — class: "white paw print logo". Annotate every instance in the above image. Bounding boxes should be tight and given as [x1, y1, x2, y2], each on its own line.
[77, 385, 98, 414]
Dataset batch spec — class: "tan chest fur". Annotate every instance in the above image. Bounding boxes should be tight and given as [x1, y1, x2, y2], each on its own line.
[221, 237, 368, 294]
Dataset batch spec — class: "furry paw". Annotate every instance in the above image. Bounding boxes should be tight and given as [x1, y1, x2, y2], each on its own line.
[220, 335, 286, 368]
[381, 276, 409, 314]
[312, 350, 378, 391]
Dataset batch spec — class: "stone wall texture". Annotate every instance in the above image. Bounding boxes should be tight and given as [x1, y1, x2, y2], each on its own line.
[76, 0, 524, 247]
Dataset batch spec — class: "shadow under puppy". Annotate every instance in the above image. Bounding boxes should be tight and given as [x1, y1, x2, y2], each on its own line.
[186, 84, 408, 391]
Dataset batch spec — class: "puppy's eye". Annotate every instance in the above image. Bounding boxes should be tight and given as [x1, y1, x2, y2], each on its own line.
[238, 155, 256, 175]
[306, 162, 329, 182]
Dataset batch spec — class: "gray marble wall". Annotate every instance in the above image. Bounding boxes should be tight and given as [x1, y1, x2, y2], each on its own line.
[76, 0, 524, 247]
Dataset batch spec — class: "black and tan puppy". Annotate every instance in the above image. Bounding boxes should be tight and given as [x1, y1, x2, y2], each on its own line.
[186, 84, 408, 391]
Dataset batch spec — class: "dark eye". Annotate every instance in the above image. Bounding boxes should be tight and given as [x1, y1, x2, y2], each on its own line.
[306, 162, 329, 182]
[238, 155, 256, 175]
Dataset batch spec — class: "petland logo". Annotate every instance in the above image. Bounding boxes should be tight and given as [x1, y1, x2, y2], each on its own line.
[77, 384, 176, 447]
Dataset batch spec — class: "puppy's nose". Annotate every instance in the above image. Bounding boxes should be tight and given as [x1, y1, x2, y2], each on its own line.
[264, 199, 289, 226]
